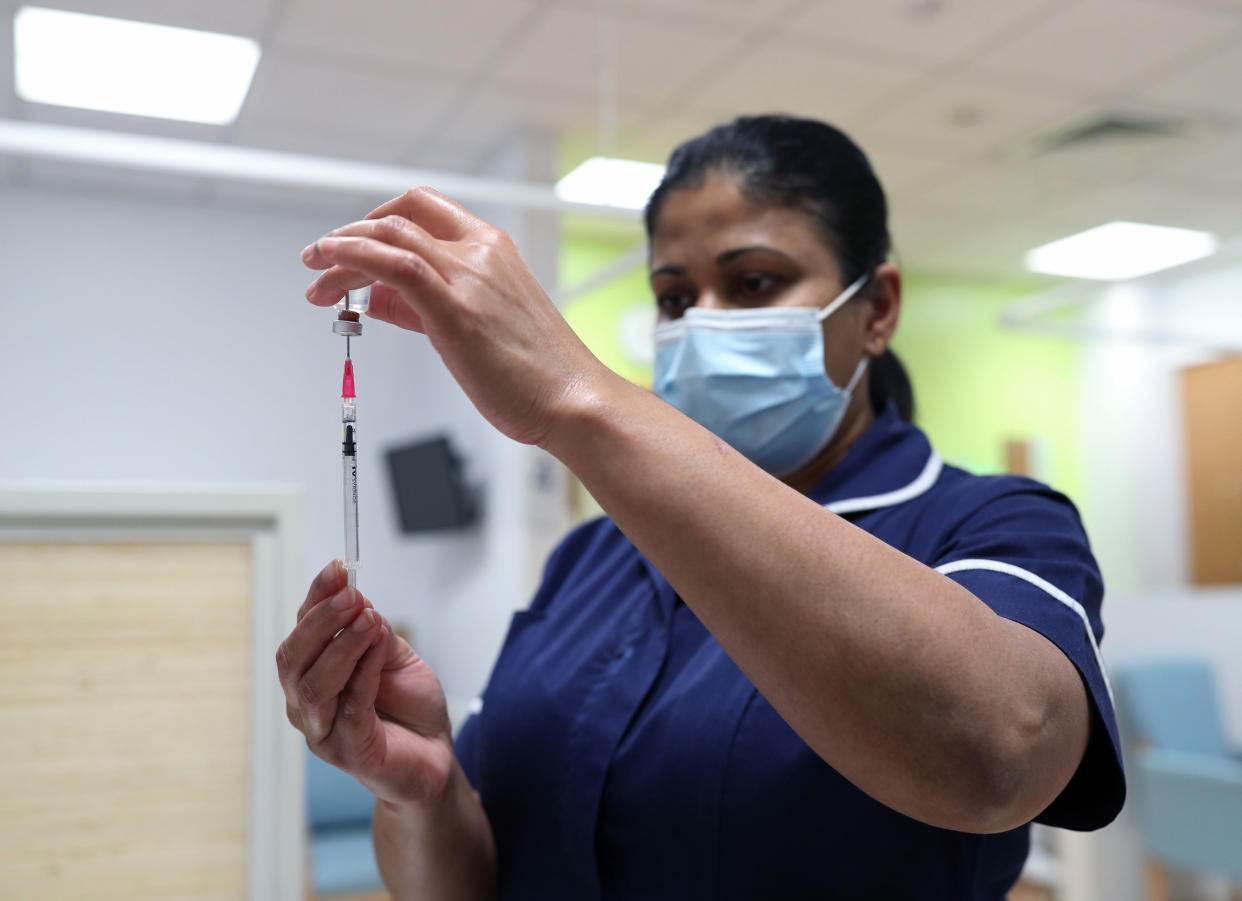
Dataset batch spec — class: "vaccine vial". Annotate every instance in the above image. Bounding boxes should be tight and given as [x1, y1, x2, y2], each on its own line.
[335, 286, 371, 316]
[332, 286, 369, 336]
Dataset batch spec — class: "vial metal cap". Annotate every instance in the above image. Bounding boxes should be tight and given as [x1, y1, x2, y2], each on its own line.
[333, 319, 363, 337]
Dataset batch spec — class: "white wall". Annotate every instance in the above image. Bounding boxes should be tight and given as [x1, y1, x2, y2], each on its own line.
[1060, 264, 1242, 901]
[1078, 266, 1242, 595]
[0, 152, 567, 724]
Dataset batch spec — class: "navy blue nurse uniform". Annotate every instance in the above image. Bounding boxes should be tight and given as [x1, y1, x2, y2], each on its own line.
[455, 404, 1126, 900]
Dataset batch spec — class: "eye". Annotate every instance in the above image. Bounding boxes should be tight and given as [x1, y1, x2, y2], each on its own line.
[735, 272, 784, 299]
[655, 290, 695, 319]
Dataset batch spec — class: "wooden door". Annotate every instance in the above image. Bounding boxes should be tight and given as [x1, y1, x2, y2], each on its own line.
[1182, 356, 1242, 584]
[0, 540, 253, 900]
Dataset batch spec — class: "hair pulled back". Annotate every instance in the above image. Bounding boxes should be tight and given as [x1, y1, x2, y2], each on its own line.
[644, 114, 914, 422]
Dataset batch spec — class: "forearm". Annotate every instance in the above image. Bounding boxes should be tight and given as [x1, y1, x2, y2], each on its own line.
[544, 376, 1087, 832]
[373, 756, 497, 901]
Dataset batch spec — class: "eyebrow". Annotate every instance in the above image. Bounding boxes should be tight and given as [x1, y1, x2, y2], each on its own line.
[717, 245, 794, 266]
[650, 245, 794, 280]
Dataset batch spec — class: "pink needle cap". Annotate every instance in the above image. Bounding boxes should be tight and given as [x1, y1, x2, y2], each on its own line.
[342, 359, 356, 398]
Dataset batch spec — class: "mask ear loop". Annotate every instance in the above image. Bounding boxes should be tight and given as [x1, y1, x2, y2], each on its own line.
[815, 270, 871, 322]
[844, 355, 869, 395]
[818, 270, 874, 393]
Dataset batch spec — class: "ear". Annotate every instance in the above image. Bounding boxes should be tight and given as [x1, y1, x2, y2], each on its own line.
[861, 263, 901, 358]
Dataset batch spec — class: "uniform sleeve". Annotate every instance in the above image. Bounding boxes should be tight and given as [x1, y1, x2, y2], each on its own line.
[455, 714, 481, 789]
[930, 478, 1126, 830]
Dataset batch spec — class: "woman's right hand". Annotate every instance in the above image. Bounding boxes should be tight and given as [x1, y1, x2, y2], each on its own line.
[277, 560, 455, 808]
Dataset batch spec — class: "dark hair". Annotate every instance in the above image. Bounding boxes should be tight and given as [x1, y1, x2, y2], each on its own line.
[644, 114, 914, 423]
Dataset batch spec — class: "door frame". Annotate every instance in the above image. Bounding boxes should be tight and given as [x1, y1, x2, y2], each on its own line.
[0, 481, 307, 901]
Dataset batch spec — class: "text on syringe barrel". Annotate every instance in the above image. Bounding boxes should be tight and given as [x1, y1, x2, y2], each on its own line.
[342, 424, 360, 580]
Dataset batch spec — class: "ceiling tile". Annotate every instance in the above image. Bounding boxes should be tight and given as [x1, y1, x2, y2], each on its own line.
[1146, 132, 1242, 193]
[1052, 180, 1242, 238]
[780, 0, 1058, 66]
[1016, 117, 1217, 187]
[897, 160, 1091, 226]
[575, 106, 731, 164]
[972, 0, 1237, 94]
[494, 5, 737, 111]
[431, 86, 598, 153]
[235, 54, 458, 150]
[862, 74, 1090, 156]
[275, 0, 541, 76]
[889, 214, 1023, 278]
[1138, 41, 1242, 118]
[1149, 0, 1242, 16]
[856, 141, 960, 194]
[2, 0, 280, 37]
[674, 41, 926, 127]
[553, 0, 803, 29]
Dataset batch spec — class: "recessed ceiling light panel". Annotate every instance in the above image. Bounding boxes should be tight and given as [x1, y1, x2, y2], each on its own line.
[14, 6, 261, 125]
[555, 157, 666, 211]
[1024, 221, 1218, 280]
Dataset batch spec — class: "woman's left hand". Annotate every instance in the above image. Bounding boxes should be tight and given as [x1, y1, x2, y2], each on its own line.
[302, 187, 612, 447]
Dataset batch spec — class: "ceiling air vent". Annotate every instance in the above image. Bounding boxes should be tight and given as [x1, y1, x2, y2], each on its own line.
[1033, 113, 1183, 155]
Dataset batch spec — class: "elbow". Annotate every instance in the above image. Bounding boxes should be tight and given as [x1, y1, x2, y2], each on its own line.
[958, 706, 1071, 834]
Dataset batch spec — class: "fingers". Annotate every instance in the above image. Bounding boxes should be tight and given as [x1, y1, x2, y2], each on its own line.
[306, 236, 456, 324]
[365, 280, 425, 334]
[301, 265, 376, 308]
[366, 186, 478, 242]
[277, 584, 366, 711]
[303, 216, 448, 310]
[299, 559, 345, 622]
[331, 621, 391, 748]
[297, 607, 382, 743]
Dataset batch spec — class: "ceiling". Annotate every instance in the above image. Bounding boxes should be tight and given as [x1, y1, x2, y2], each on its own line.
[2, 0, 1241, 280]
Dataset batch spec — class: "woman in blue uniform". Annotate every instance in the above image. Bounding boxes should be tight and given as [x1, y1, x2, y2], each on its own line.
[278, 115, 1125, 899]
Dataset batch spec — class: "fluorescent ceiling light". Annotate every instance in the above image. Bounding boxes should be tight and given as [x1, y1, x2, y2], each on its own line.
[556, 157, 665, 210]
[1025, 221, 1218, 281]
[14, 6, 261, 125]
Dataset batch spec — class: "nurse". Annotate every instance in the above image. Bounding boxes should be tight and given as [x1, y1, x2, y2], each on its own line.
[278, 115, 1125, 900]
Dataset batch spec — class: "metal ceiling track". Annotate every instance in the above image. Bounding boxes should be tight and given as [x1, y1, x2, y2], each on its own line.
[0, 117, 639, 220]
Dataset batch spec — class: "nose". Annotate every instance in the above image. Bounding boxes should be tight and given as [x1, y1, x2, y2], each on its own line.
[695, 291, 729, 312]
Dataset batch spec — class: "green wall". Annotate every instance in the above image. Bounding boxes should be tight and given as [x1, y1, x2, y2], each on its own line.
[894, 274, 1084, 506]
[560, 235, 1086, 507]
[561, 227, 653, 388]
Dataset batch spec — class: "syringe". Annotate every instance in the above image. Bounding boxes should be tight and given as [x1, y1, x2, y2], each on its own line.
[341, 356, 360, 588]
[332, 287, 368, 589]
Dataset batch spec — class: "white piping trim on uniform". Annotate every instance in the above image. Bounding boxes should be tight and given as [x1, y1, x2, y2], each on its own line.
[467, 697, 484, 716]
[935, 558, 1114, 706]
[825, 451, 943, 515]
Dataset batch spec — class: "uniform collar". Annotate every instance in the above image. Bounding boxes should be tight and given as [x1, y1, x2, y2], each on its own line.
[807, 403, 943, 516]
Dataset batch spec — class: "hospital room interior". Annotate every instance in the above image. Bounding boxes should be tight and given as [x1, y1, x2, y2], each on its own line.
[2, 0, 1241, 898]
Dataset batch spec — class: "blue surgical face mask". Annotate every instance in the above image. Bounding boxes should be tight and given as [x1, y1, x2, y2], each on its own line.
[652, 273, 870, 477]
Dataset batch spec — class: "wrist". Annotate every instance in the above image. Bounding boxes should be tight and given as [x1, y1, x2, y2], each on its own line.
[376, 743, 462, 817]
[539, 366, 634, 464]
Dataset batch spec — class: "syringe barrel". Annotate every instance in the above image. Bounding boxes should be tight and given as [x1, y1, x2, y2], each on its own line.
[342, 425, 360, 588]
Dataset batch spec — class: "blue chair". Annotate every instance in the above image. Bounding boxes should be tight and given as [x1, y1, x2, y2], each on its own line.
[305, 749, 387, 898]
[1113, 660, 1242, 899]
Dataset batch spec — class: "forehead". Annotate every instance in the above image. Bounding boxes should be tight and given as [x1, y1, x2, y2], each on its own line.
[649, 174, 838, 273]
